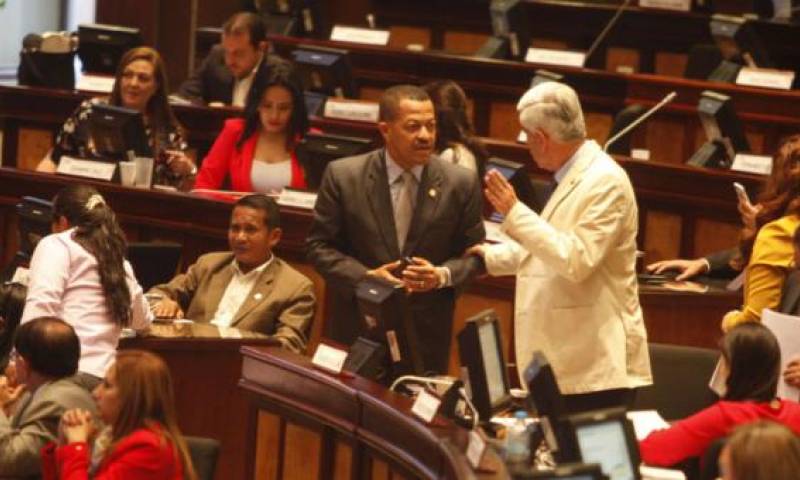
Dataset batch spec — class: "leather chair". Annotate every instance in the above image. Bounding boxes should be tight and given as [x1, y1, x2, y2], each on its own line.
[632, 343, 719, 421]
[184, 436, 220, 480]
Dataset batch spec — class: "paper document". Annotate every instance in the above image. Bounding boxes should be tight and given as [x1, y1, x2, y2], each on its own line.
[708, 358, 727, 397]
[640, 465, 686, 480]
[627, 410, 669, 441]
[762, 308, 800, 401]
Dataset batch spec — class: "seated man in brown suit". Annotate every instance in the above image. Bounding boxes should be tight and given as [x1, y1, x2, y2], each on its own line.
[149, 194, 315, 353]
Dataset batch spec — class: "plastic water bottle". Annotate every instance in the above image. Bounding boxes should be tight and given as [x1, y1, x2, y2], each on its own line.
[505, 410, 531, 465]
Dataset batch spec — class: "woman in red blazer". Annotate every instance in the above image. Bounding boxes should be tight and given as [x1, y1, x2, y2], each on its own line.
[42, 350, 196, 480]
[195, 62, 309, 193]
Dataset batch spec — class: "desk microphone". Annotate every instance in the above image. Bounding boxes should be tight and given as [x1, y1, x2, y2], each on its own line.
[583, 0, 633, 67]
[603, 91, 677, 153]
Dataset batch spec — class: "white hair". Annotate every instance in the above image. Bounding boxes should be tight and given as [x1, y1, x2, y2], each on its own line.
[517, 81, 586, 142]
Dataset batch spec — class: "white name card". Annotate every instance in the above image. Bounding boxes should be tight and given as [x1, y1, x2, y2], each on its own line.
[466, 430, 487, 469]
[736, 67, 795, 91]
[411, 389, 441, 424]
[517, 130, 528, 143]
[731, 153, 773, 176]
[525, 48, 586, 68]
[311, 343, 348, 374]
[277, 188, 318, 210]
[76, 74, 115, 93]
[631, 149, 651, 160]
[57, 156, 116, 181]
[330, 25, 390, 46]
[639, 0, 691, 11]
[323, 98, 380, 123]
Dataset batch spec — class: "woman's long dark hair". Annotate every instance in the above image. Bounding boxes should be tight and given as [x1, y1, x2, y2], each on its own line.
[0, 282, 26, 370]
[423, 80, 489, 175]
[53, 185, 131, 326]
[740, 135, 800, 264]
[237, 62, 309, 150]
[721, 323, 781, 402]
[109, 46, 184, 155]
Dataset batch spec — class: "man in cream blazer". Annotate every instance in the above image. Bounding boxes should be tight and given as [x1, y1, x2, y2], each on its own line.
[471, 82, 651, 413]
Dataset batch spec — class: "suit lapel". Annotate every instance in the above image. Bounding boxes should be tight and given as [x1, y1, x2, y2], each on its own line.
[204, 266, 234, 322]
[403, 159, 443, 256]
[541, 143, 597, 221]
[231, 260, 278, 326]
[366, 150, 401, 258]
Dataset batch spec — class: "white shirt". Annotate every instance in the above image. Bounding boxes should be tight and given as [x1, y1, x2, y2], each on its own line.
[211, 255, 274, 328]
[231, 57, 263, 108]
[251, 159, 292, 194]
[21, 229, 153, 377]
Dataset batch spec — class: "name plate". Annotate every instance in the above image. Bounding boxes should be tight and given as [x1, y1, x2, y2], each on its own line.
[76, 74, 115, 93]
[323, 98, 380, 123]
[736, 67, 795, 91]
[631, 149, 651, 160]
[731, 153, 772, 175]
[525, 48, 586, 68]
[639, 0, 691, 11]
[57, 156, 117, 181]
[330, 25, 390, 46]
[466, 430, 487, 469]
[277, 188, 318, 210]
[311, 343, 348, 374]
[411, 389, 441, 424]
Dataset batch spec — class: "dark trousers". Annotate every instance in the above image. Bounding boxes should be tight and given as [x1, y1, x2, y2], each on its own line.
[562, 388, 637, 415]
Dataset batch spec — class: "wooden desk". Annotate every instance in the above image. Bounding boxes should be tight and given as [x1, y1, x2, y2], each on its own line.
[120, 323, 278, 480]
[240, 345, 509, 479]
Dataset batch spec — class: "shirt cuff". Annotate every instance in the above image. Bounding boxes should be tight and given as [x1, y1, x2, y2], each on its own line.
[435, 266, 452, 288]
[700, 258, 711, 273]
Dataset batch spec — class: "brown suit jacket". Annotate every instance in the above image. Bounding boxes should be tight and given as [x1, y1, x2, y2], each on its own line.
[149, 252, 315, 353]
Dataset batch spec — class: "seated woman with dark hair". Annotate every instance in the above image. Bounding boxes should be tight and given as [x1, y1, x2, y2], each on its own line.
[42, 350, 196, 479]
[0, 282, 26, 372]
[194, 62, 309, 193]
[640, 322, 800, 467]
[422, 80, 488, 174]
[36, 47, 196, 190]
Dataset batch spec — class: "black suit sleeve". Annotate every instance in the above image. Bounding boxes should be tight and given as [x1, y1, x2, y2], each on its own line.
[441, 173, 486, 287]
[704, 247, 741, 279]
[176, 50, 219, 105]
[305, 165, 370, 289]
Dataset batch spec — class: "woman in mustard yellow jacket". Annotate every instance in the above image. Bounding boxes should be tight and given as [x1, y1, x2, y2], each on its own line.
[723, 135, 800, 330]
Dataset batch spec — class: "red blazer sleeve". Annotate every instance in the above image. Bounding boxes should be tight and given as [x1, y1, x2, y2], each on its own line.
[195, 118, 244, 190]
[639, 403, 731, 467]
[289, 150, 307, 190]
[54, 430, 182, 480]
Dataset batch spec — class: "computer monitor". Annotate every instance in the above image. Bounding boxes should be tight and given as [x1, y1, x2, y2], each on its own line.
[688, 90, 750, 169]
[566, 407, 642, 480]
[296, 132, 373, 190]
[16, 197, 53, 259]
[88, 103, 151, 160]
[709, 15, 772, 70]
[292, 46, 356, 98]
[485, 157, 538, 216]
[457, 309, 512, 421]
[78, 24, 142, 75]
[490, 0, 530, 60]
[355, 276, 423, 377]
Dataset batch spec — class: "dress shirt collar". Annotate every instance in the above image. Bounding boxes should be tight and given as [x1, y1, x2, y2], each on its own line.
[231, 252, 274, 278]
[384, 149, 424, 185]
[553, 139, 592, 184]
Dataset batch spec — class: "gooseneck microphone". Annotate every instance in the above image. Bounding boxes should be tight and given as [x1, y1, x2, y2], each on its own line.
[603, 91, 677, 153]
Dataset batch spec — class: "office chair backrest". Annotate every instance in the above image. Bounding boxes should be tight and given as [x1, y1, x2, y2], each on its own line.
[684, 44, 724, 80]
[606, 104, 645, 156]
[126, 242, 182, 291]
[184, 435, 220, 480]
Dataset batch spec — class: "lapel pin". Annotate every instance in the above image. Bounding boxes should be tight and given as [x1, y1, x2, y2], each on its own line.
[254, 293, 263, 301]
[429, 188, 437, 198]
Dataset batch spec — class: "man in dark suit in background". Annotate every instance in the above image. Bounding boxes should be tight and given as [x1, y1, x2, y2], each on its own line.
[306, 85, 485, 374]
[176, 11, 288, 107]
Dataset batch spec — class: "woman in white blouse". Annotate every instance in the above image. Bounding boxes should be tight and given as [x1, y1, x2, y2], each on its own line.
[194, 63, 310, 193]
[423, 80, 488, 175]
[21, 185, 152, 389]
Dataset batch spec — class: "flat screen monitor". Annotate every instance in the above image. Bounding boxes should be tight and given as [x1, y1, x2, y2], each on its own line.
[457, 309, 512, 421]
[292, 46, 356, 98]
[490, 0, 530, 60]
[296, 132, 373, 190]
[688, 90, 750, 169]
[78, 24, 142, 75]
[486, 157, 538, 217]
[567, 407, 642, 480]
[88, 103, 151, 160]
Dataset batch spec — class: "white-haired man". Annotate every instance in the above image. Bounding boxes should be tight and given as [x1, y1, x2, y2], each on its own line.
[469, 82, 652, 413]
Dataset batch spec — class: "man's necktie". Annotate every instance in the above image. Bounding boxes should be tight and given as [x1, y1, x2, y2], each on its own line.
[394, 171, 416, 251]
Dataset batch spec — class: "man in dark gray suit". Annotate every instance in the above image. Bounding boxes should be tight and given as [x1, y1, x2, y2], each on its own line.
[0, 317, 95, 478]
[306, 85, 485, 374]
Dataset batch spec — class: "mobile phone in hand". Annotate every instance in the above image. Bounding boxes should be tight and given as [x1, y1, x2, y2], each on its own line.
[733, 182, 751, 205]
